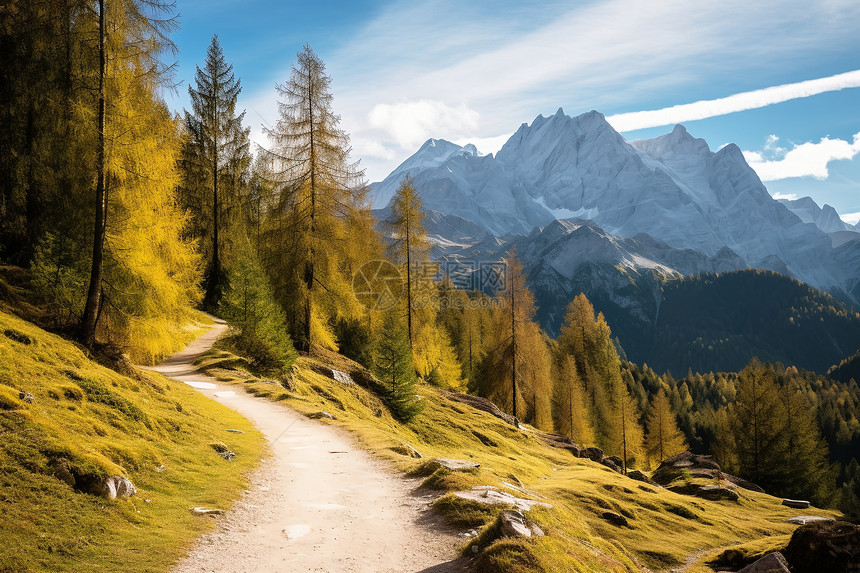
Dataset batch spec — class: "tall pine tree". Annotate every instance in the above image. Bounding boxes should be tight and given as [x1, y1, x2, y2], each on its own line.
[180, 34, 251, 310]
[262, 45, 366, 353]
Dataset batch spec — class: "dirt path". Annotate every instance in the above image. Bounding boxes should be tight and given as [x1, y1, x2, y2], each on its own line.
[145, 321, 467, 573]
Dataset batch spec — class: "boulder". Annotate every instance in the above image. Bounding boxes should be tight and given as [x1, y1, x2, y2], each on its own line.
[453, 487, 553, 512]
[783, 520, 860, 573]
[583, 447, 604, 462]
[306, 411, 335, 420]
[428, 458, 480, 471]
[651, 450, 764, 493]
[601, 511, 629, 527]
[498, 510, 544, 539]
[782, 499, 810, 509]
[88, 475, 137, 499]
[697, 484, 739, 502]
[626, 469, 660, 487]
[738, 551, 790, 573]
[601, 458, 623, 473]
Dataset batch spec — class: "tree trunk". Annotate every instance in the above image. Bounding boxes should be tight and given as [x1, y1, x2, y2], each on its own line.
[80, 0, 106, 348]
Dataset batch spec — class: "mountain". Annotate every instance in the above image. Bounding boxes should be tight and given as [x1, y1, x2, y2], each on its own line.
[372, 109, 850, 292]
[371, 109, 860, 373]
[779, 196, 852, 233]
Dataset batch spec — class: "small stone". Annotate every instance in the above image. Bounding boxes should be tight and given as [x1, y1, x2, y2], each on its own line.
[210, 442, 236, 461]
[306, 411, 335, 420]
[191, 507, 225, 515]
[225, 429, 244, 433]
[18, 391, 34, 403]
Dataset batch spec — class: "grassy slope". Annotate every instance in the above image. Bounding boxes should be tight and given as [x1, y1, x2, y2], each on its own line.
[0, 311, 265, 573]
[197, 344, 838, 573]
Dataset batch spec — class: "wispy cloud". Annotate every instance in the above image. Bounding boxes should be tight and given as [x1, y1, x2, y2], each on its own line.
[771, 192, 799, 201]
[743, 133, 860, 181]
[607, 70, 860, 132]
[368, 100, 480, 150]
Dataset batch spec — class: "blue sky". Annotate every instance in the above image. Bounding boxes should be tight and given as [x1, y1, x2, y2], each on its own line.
[165, 0, 860, 222]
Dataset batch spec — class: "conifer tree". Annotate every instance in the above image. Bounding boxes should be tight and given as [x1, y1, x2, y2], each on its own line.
[263, 45, 366, 353]
[645, 387, 688, 466]
[471, 250, 552, 428]
[553, 355, 594, 445]
[719, 358, 789, 489]
[373, 312, 424, 422]
[220, 254, 297, 372]
[181, 34, 251, 309]
[387, 175, 429, 349]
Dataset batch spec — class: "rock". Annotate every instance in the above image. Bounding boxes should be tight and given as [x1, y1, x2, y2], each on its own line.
[605, 455, 623, 467]
[331, 369, 355, 385]
[651, 450, 764, 493]
[498, 509, 544, 538]
[601, 511, 629, 527]
[626, 469, 660, 487]
[441, 391, 521, 428]
[428, 458, 480, 471]
[499, 510, 533, 538]
[225, 429, 244, 434]
[583, 447, 604, 462]
[601, 458, 623, 473]
[453, 487, 553, 512]
[18, 391, 34, 403]
[536, 432, 582, 457]
[210, 442, 236, 461]
[697, 484, 739, 502]
[738, 551, 790, 573]
[782, 498, 810, 509]
[306, 411, 335, 420]
[783, 520, 860, 573]
[91, 476, 137, 499]
[390, 443, 422, 459]
[191, 507, 225, 515]
[787, 516, 835, 525]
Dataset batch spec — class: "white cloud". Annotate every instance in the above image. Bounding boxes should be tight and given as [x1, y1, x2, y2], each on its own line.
[743, 132, 860, 181]
[607, 70, 860, 132]
[842, 211, 860, 225]
[454, 134, 511, 156]
[368, 100, 480, 150]
[771, 192, 799, 201]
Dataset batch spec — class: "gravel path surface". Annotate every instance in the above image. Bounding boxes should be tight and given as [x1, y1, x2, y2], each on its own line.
[145, 321, 467, 573]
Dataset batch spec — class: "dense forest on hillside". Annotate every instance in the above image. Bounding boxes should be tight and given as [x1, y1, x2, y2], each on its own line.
[1, 1, 859, 526]
[650, 270, 860, 375]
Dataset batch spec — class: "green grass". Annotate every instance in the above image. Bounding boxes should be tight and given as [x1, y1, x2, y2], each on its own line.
[196, 343, 841, 572]
[0, 311, 265, 572]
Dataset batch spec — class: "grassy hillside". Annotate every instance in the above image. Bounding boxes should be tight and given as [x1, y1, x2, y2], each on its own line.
[197, 342, 838, 572]
[0, 311, 265, 572]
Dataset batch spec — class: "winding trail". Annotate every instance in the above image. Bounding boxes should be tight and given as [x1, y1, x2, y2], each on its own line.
[145, 321, 466, 573]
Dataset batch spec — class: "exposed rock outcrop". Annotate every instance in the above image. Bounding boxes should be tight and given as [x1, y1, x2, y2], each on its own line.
[738, 551, 790, 573]
[783, 520, 860, 573]
[651, 451, 764, 493]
